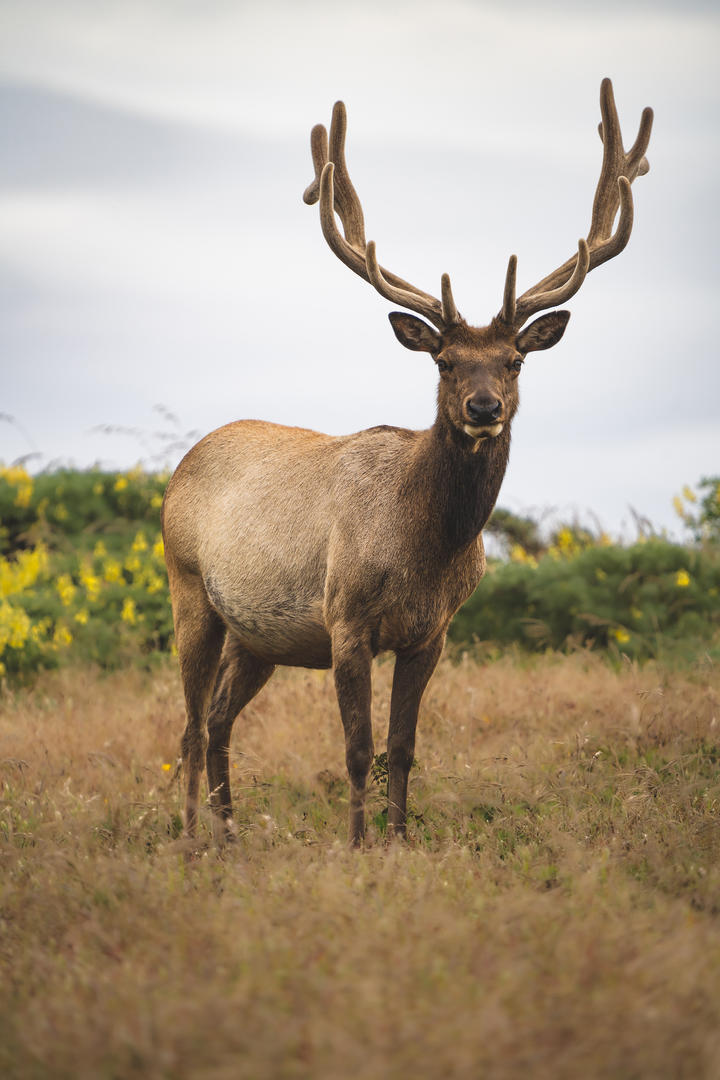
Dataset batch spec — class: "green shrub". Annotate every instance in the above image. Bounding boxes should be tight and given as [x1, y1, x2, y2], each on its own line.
[0, 463, 167, 554]
[673, 476, 720, 544]
[0, 527, 173, 681]
[450, 539, 720, 660]
[0, 463, 176, 681]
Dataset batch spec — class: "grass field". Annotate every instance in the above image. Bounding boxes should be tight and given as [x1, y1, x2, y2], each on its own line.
[1, 651, 719, 1079]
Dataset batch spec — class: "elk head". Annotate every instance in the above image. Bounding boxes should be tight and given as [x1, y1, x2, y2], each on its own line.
[303, 79, 653, 445]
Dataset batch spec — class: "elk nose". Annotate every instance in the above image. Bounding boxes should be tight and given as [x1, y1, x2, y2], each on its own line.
[465, 396, 502, 424]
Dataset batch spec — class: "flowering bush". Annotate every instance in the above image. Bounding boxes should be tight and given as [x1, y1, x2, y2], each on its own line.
[450, 538, 720, 661]
[0, 526, 173, 680]
[0, 464, 173, 681]
[0, 464, 167, 554]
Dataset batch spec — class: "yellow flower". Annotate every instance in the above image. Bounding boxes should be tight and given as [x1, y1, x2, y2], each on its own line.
[131, 531, 148, 553]
[1, 464, 31, 487]
[31, 620, 50, 644]
[114, 476, 128, 492]
[672, 495, 685, 519]
[630, 606, 643, 620]
[611, 628, 630, 644]
[161, 763, 172, 772]
[556, 527, 576, 555]
[103, 559, 123, 584]
[150, 493, 163, 509]
[93, 540, 107, 558]
[153, 536, 165, 560]
[52, 624, 73, 649]
[0, 602, 31, 649]
[14, 482, 33, 508]
[79, 564, 101, 602]
[121, 597, 137, 624]
[675, 569, 690, 587]
[509, 544, 537, 567]
[54, 503, 68, 521]
[124, 554, 142, 576]
[74, 609, 89, 625]
[681, 485, 697, 504]
[56, 573, 76, 607]
[0, 546, 49, 597]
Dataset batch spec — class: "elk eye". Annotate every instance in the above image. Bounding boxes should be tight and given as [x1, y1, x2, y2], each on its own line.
[511, 356, 523, 373]
[437, 358, 451, 373]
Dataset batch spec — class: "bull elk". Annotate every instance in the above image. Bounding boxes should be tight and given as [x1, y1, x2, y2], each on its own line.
[162, 78, 653, 847]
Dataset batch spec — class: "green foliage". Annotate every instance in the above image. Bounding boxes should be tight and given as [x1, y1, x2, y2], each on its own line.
[0, 462, 167, 554]
[673, 476, 720, 543]
[0, 463, 172, 682]
[0, 528, 173, 681]
[450, 538, 720, 660]
[485, 507, 545, 557]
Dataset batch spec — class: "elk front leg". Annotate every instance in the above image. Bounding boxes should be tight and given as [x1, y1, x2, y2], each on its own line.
[331, 627, 374, 848]
[387, 632, 446, 839]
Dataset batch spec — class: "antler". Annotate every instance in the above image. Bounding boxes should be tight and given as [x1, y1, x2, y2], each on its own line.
[303, 101, 459, 330]
[500, 78, 654, 329]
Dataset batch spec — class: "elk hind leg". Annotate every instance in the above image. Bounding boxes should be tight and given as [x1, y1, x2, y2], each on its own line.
[332, 627, 374, 847]
[171, 570, 226, 840]
[206, 635, 275, 845]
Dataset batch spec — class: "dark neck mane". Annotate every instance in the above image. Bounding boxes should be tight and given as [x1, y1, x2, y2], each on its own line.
[411, 420, 512, 552]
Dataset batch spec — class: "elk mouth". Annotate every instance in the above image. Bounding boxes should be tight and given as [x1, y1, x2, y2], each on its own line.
[462, 422, 504, 440]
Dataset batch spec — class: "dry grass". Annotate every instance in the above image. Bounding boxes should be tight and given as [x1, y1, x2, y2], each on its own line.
[1, 651, 719, 1079]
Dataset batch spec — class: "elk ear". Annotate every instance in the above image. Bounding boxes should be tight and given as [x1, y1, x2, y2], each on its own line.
[388, 312, 442, 354]
[516, 310, 571, 354]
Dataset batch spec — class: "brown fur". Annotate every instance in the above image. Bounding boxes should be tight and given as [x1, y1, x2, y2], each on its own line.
[162, 314, 568, 846]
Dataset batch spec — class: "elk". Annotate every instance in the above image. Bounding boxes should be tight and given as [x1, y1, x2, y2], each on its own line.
[162, 78, 652, 847]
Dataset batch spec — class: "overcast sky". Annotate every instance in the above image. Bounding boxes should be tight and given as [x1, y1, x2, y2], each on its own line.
[1, 0, 718, 537]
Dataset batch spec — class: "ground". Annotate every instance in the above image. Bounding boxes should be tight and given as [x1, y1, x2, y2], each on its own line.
[1, 651, 719, 1078]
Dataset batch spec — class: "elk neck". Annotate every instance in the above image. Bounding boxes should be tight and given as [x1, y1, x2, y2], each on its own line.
[406, 413, 512, 553]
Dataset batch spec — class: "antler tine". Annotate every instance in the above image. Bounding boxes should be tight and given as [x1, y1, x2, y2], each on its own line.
[302, 123, 329, 207]
[327, 101, 366, 249]
[305, 102, 460, 329]
[501, 255, 517, 325]
[441, 274, 459, 326]
[515, 240, 590, 325]
[501, 79, 652, 329]
[628, 106, 653, 178]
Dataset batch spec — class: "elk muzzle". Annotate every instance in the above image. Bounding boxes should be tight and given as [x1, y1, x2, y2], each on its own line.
[463, 395, 504, 440]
